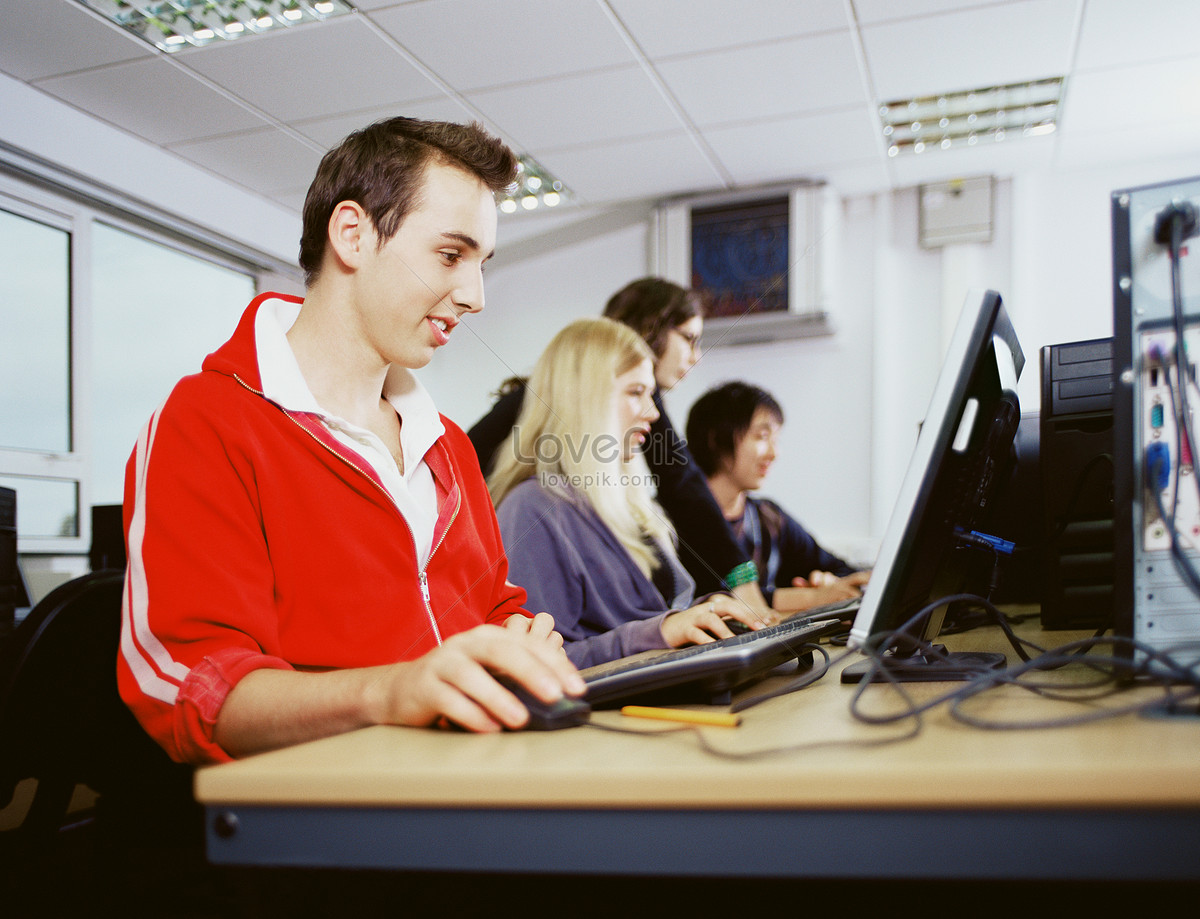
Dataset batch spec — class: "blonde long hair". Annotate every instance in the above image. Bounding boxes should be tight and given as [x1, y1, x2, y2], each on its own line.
[489, 317, 675, 576]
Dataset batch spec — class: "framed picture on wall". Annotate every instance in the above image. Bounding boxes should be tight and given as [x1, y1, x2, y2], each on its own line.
[690, 195, 790, 319]
[654, 183, 837, 346]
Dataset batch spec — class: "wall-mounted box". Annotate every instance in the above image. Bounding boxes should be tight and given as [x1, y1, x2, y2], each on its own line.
[919, 175, 994, 248]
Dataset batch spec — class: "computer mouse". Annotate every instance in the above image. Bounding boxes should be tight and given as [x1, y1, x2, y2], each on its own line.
[497, 676, 590, 730]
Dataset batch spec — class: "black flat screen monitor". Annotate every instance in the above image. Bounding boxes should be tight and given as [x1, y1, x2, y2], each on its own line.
[844, 288, 1025, 682]
[90, 504, 126, 572]
[1, 486, 24, 624]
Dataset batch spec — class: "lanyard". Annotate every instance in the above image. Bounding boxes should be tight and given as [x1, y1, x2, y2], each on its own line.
[740, 499, 780, 591]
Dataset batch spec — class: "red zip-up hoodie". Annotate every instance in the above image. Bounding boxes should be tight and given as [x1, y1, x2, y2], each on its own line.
[118, 293, 528, 764]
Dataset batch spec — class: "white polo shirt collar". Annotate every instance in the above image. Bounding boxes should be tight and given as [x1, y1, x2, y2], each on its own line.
[253, 296, 442, 566]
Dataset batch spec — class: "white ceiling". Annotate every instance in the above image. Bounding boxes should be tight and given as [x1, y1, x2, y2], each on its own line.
[2, 0, 1199, 221]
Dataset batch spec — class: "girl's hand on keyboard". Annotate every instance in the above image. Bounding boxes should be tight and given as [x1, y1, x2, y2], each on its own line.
[728, 580, 772, 618]
[772, 577, 861, 613]
[660, 594, 773, 647]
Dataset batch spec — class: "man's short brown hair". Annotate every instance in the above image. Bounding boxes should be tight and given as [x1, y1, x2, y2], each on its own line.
[298, 117, 518, 285]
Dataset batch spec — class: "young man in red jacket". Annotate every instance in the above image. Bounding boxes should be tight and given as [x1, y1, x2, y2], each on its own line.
[118, 117, 584, 765]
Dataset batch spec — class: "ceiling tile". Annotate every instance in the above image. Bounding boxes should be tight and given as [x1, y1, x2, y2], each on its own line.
[0, 0, 150, 81]
[702, 108, 881, 186]
[1063, 57, 1200, 141]
[2, 0, 1198, 219]
[537, 132, 728, 204]
[370, 0, 637, 91]
[656, 30, 866, 126]
[177, 17, 443, 123]
[350, 0, 411, 9]
[34, 57, 271, 146]
[862, 0, 1079, 100]
[266, 186, 310, 215]
[290, 97, 492, 150]
[168, 127, 324, 197]
[609, 0, 847, 58]
[1075, 0, 1200, 70]
[851, 0, 1013, 27]
[467, 66, 683, 152]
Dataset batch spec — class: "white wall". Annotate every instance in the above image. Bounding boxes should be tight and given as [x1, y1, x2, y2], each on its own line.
[1008, 152, 1200, 380]
[428, 153, 1200, 572]
[429, 181, 1007, 569]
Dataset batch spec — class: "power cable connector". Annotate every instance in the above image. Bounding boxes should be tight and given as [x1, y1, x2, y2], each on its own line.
[1154, 200, 1199, 247]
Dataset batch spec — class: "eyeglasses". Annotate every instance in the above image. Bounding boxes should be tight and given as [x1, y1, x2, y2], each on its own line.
[672, 327, 701, 351]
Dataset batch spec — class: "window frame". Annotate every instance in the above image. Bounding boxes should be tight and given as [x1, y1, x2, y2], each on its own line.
[0, 170, 292, 555]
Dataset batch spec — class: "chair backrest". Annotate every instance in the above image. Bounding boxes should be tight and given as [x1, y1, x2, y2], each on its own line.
[0, 570, 196, 852]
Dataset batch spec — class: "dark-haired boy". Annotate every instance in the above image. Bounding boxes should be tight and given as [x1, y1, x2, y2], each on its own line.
[118, 118, 583, 765]
[686, 382, 870, 614]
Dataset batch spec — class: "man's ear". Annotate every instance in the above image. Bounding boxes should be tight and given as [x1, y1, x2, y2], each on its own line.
[326, 200, 372, 271]
[716, 439, 736, 476]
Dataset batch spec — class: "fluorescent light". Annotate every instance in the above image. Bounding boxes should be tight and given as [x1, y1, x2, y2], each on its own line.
[76, 0, 354, 52]
[879, 77, 1064, 156]
[497, 156, 573, 215]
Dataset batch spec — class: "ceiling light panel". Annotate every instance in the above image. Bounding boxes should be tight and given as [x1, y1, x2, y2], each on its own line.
[78, 1, 353, 53]
[880, 77, 1064, 156]
[498, 156, 571, 214]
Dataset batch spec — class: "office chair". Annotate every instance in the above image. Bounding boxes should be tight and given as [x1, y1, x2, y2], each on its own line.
[0, 569, 200, 867]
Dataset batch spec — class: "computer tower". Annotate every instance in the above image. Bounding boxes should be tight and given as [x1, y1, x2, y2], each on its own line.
[1112, 175, 1200, 675]
[1039, 338, 1114, 630]
[986, 412, 1043, 606]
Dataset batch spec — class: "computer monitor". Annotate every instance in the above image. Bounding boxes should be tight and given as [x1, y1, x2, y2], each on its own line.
[1, 486, 25, 627]
[843, 288, 1025, 682]
[89, 504, 126, 572]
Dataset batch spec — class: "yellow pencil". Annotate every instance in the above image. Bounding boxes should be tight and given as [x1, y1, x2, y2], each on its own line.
[619, 705, 741, 728]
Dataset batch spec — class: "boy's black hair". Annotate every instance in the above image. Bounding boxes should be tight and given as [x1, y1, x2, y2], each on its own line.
[686, 381, 784, 477]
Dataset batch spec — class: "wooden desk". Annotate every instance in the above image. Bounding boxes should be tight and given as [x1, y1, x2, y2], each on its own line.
[195, 623, 1200, 880]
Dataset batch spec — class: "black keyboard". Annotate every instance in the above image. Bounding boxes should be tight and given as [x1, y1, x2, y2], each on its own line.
[726, 595, 862, 634]
[582, 598, 859, 707]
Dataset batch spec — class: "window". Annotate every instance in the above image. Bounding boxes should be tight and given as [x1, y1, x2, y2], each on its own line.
[0, 201, 71, 455]
[0, 174, 264, 553]
[91, 222, 253, 505]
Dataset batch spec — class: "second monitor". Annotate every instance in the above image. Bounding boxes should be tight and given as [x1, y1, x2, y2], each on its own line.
[844, 288, 1025, 682]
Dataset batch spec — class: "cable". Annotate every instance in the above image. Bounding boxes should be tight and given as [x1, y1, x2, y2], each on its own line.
[583, 593, 1200, 760]
[1140, 200, 1200, 602]
[844, 591, 1172, 730]
[1147, 449, 1200, 594]
[1159, 203, 1199, 506]
[730, 642, 838, 712]
[949, 634, 1200, 730]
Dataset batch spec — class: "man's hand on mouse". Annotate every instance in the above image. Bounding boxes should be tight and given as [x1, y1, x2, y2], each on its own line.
[371, 620, 584, 732]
